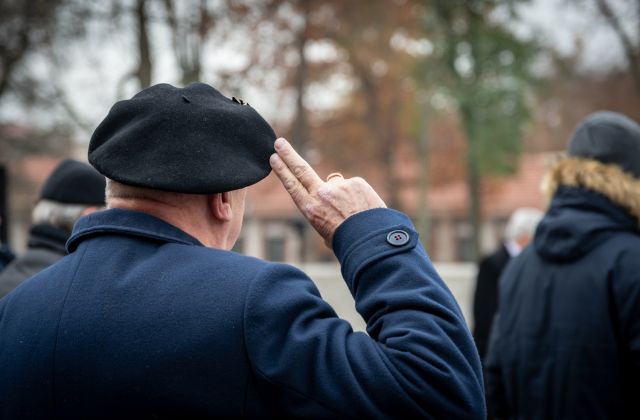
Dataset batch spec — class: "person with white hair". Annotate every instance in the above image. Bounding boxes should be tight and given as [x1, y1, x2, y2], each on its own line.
[0, 159, 105, 298]
[472, 207, 543, 361]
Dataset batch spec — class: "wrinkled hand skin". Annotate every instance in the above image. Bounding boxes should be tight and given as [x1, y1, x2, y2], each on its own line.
[270, 138, 386, 248]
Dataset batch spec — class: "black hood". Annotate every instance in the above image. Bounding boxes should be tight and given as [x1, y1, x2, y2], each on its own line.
[534, 187, 637, 262]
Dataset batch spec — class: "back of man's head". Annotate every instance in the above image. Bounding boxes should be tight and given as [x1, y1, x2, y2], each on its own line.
[32, 159, 106, 231]
[504, 207, 544, 244]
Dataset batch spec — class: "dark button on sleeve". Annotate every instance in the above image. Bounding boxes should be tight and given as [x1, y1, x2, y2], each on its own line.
[386, 230, 410, 246]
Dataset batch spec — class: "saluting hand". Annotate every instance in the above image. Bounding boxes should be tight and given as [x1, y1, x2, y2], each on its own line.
[270, 138, 386, 248]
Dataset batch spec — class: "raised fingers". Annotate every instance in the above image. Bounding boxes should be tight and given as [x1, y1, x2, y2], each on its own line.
[274, 138, 323, 192]
[270, 153, 310, 211]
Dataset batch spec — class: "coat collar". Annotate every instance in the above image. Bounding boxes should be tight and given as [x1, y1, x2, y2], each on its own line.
[66, 208, 203, 252]
[542, 157, 640, 226]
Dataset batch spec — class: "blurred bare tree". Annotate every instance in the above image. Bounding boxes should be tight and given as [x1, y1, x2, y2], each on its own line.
[1, 0, 638, 258]
[134, 0, 152, 88]
[0, 0, 65, 100]
[423, 0, 538, 261]
[162, 0, 223, 85]
[592, 0, 640, 92]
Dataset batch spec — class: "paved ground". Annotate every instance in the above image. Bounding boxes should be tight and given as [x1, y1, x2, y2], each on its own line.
[296, 262, 477, 332]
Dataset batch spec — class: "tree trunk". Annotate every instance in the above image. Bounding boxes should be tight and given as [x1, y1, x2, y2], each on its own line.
[357, 68, 400, 209]
[382, 104, 400, 210]
[135, 0, 152, 88]
[416, 97, 431, 250]
[462, 104, 482, 262]
[291, 0, 310, 157]
[595, 0, 640, 93]
[0, 42, 27, 101]
[162, 0, 206, 86]
[290, 0, 312, 262]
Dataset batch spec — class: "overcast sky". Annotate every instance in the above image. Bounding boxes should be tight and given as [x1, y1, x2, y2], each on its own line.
[0, 0, 635, 141]
[515, 0, 633, 72]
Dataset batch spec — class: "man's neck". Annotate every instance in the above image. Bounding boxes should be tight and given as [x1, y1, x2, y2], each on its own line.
[108, 197, 231, 249]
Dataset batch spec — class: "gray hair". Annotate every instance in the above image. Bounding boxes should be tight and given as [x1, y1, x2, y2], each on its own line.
[105, 179, 181, 202]
[504, 207, 544, 241]
[31, 199, 92, 231]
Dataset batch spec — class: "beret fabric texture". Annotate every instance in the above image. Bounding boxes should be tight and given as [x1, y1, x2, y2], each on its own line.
[41, 159, 106, 205]
[568, 111, 640, 178]
[89, 83, 276, 194]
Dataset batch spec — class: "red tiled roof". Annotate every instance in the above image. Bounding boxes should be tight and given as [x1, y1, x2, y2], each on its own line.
[483, 154, 552, 216]
[246, 173, 299, 218]
[403, 153, 554, 218]
[248, 153, 556, 220]
[18, 156, 61, 186]
[0, 123, 30, 138]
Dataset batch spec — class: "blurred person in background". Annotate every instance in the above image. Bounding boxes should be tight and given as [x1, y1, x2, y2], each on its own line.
[0, 83, 484, 418]
[486, 111, 640, 419]
[472, 207, 543, 362]
[0, 165, 15, 272]
[0, 217, 15, 272]
[0, 159, 105, 298]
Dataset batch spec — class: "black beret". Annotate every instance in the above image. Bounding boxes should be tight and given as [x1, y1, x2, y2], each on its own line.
[569, 111, 640, 178]
[89, 83, 276, 194]
[41, 159, 106, 205]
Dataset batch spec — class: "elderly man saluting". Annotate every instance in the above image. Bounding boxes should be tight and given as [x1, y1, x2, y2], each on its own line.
[0, 83, 484, 418]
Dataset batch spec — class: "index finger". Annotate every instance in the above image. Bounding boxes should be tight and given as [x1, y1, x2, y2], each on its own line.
[274, 138, 323, 192]
[270, 153, 312, 215]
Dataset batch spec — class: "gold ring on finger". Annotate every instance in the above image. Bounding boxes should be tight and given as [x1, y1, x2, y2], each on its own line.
[326, 172, 344, 182]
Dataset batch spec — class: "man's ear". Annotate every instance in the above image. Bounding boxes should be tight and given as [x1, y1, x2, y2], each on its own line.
[209, 192, 233, 221]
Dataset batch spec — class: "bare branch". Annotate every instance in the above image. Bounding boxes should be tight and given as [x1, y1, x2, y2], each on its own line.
[594, 0, 640, 91]
[134, 0, 152, 88]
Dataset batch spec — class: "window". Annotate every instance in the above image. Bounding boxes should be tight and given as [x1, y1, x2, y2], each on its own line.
[456, 236, 474, 262]
[232, 237, 244, 254]
[266, 236, 285, 261]
[455, 220, 474, 262]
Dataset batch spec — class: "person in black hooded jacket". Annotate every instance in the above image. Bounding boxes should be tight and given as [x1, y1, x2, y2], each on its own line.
[485, 111, 640, 420]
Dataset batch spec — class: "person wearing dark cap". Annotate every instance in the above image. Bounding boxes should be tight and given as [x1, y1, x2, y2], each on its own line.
[0, 159, 105, 298]
[0, 83, 484, 418]
[485, 111, 640, 419]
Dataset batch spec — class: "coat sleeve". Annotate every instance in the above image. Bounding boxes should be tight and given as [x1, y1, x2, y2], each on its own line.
[243, 208, 485, 418]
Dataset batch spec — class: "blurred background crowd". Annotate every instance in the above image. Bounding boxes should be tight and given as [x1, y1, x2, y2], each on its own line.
[0, 0, 638, 323]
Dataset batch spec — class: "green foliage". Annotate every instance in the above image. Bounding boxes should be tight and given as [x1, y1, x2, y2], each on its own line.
[422, 0, 538, 176]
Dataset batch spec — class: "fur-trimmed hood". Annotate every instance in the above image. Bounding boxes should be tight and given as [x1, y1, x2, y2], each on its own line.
[534, 157, 640, 262]
[542, 157, 640, 225]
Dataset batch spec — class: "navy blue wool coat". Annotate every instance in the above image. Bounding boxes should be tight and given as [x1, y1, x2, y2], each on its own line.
[0, 207, 484, 418]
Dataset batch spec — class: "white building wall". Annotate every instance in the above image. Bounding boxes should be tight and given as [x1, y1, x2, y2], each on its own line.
[299, 262, 477, 332]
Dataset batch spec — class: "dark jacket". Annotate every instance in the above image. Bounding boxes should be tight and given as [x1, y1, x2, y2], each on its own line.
[0, 207, 485, 419]
[0, 244, 14, 273]
[486, 158, 640, 419]
[473, 244, 511, 361]
[0, 224, 69, 298]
